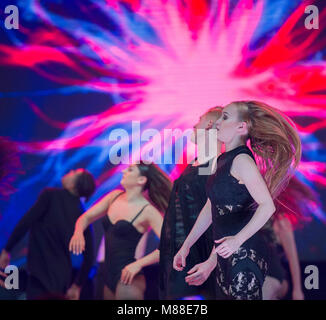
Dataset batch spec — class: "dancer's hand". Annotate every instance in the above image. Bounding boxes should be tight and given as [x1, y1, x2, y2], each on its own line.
[0, 269, 8, 288]
[0, 249, 10, 269]
[69, 232, 85, 255]
[173, 245, 189, 271]
[120, 261, 142, 285]
[292, 287, 304, 300]
[185, 259, 216, 286]
[66, 283, 81, 300]
[215, 236, 241, 258]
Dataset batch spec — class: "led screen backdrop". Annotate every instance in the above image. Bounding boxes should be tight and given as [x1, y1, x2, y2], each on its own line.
[0, 0, 325, 265]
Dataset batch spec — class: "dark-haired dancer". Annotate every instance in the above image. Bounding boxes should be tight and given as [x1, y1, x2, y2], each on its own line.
[174, 101, 301, 300]
[70, 162, 172, 300]
[159, 107, 223, 300]
[263, 176, 319, 300]
[0, 169, 96, 300]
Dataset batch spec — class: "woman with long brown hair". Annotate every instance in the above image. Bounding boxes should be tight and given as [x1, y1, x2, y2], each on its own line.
[173, 100, 301, 300]
[69, 161, 172, 300]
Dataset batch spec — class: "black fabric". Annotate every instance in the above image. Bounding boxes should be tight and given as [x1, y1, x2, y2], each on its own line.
[159, 160, 216, 300]
[102, 192, 147, 292]
[206, 145, 269, 300]
[261, 220, 287, 283]
[266, 244, 287, 283]
[5, 188, 94, 295]
[26, 275, 48, 300]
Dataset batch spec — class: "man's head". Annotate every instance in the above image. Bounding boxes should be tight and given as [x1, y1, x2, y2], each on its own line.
[61, 168, 96, 201]
[190, 106, 223, 144]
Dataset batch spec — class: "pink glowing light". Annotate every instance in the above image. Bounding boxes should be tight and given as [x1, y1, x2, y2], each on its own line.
[1, 0, 325, 189]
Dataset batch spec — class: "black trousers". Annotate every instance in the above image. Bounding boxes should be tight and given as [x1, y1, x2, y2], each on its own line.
[26, 276, 48, 300]
[26, 275, 70, 300]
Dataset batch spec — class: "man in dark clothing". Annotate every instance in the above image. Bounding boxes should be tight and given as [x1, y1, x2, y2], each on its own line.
[0, 168, 96, 300]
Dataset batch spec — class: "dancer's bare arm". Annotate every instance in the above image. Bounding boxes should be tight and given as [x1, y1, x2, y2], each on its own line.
[215, 154, 275, 258]
[274, 217, 304, 300]
[173, 199, 212, 271]
[121, 205, 163, 285]
[69, 190, 123, 254]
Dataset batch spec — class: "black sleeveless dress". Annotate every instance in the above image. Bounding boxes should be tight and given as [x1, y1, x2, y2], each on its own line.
[206, 145, 269, 300]
[159, 159, 216, 300]
[102, 192, 148, 292]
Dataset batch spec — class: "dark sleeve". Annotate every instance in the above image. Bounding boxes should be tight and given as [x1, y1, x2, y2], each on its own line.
[159, 187, 176, 255]
[5, 189, 51, 252]
[73, 224, 94, 287]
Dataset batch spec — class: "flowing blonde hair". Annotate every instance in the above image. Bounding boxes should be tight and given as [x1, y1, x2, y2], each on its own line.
[231, 100, 301, 201]
[274, 176, 319, 229]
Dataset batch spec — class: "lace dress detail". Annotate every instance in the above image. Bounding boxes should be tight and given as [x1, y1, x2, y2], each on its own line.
[206, 145, 270, 300]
